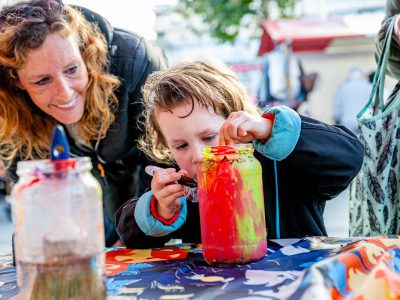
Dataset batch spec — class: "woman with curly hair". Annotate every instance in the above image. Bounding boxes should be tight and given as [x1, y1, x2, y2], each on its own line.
[0, 0, 167, 246]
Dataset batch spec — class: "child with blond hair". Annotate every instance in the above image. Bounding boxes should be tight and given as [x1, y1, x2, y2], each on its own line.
[116, 60, 363, 248]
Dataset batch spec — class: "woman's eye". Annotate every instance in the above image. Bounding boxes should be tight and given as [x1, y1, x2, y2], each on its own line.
[35, 77, 49, 86]
[66, 65, 78, 74]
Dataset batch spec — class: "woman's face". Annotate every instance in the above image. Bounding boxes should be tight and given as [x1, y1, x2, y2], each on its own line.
[17, 33, 89, 124]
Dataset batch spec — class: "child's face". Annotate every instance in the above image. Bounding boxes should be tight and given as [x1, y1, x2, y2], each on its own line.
[155, 101, 226, 179]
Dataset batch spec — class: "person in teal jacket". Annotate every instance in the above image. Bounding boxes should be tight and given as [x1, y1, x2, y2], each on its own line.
[115, 60, 364, 249]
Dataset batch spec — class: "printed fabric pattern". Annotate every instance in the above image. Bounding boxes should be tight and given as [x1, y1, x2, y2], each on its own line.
[350, 17, 400, 236]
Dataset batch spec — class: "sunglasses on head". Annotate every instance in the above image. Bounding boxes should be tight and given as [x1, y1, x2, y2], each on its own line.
[0, 0, 63, 27]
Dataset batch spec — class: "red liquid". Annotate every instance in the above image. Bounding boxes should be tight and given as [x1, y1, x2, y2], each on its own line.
[197, 145, 267, 265]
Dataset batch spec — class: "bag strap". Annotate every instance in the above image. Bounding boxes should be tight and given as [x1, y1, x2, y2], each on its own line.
[358, 17, 396, 117]
[298, 59, 305, 76]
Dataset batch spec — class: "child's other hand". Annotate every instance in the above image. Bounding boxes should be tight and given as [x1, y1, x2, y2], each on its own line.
[219, 111, 272, 145]
[151, 168, 185, 220]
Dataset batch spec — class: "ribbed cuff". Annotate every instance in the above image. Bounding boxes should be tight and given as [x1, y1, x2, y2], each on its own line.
[253, 105, 301, 160]
[260, 112, 275, 143]
[150, 196, 181, 225]
[134, 191, 187, 237]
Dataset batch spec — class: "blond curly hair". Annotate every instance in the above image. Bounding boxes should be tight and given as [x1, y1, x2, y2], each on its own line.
[0, 1, 120, 166]
[139, 60, 260, 164]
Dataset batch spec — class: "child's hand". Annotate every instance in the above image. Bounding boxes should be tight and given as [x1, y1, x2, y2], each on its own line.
[151, 168, 186, 220]
[219, 111, 273, 145]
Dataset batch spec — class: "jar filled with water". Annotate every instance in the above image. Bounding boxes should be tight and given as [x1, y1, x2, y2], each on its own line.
[11, 157, 105, 300]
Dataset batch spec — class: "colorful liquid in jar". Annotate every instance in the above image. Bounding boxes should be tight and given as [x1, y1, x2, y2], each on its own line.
[197, 144, 267, 265]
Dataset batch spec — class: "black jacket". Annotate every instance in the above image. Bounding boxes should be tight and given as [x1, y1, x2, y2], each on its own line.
[115, 116, 364, 249]
[7, 6, 168, 198]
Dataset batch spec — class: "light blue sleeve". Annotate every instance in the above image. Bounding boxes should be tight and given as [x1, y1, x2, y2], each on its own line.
[253, 105, 301, 160]
[134, 191, 187, 237]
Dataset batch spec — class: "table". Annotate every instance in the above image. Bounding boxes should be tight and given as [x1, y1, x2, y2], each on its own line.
[1, 236, 400, 299]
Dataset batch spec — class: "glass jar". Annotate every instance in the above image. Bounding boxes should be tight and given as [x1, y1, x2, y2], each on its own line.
[11, 157, 105, 300]
[197, 144, 267, 265]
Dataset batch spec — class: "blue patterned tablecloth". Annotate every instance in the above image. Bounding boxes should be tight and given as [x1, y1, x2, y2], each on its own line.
[1, 237, 400, 299]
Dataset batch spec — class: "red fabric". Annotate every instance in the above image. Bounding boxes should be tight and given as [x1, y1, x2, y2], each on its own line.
[258, 18, 366, 56]
[150, 196, 180, 225]
[262, 113, 275, 122]
[260, 113, 275, 143]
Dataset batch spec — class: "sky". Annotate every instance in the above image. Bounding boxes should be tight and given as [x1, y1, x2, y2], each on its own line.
[63, 0, 177, 40]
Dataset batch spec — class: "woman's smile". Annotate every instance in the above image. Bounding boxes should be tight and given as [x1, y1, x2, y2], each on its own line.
[53, 97, 78, 110]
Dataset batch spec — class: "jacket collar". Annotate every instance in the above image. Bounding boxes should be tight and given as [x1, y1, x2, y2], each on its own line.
[71, 5, 114, 48]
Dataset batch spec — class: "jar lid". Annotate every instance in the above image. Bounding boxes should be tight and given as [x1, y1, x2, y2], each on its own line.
[16, 157, 92, 177]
